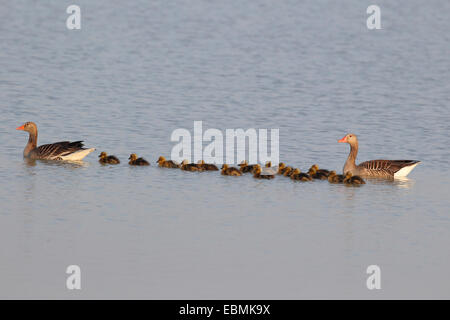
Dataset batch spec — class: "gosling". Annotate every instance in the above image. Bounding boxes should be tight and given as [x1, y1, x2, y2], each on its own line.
[290, 168, 312, 181]
[221, 164, 242, 176]
[253, 164, 275, 179]
[181, 159, 202, 171]
[308, 165, 328, 180]
[343, 172, 366, 185]
[98, 152, 120, 165]
[197, 160, 219, 171]
[239, 160, 257, 173]
[157, 156, 180, 168]
[129, 154, 150, 166]
[328, 171, 345, 183]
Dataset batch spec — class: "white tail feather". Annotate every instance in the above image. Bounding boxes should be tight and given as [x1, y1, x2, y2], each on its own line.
[59, 148, 96, 161]
[394, 162, 420, 178]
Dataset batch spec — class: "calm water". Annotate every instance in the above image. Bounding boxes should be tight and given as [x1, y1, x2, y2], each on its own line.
[1, 0, 449, 299]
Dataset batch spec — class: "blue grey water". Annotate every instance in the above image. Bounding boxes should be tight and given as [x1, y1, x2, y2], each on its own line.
[0, 0, 449, 299]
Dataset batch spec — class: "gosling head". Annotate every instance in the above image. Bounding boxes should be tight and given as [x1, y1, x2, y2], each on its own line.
[129, 154, 138, 161]
[265, 161, 272, 168]
[157, 156, 166, 163]
[292, 168, 301, 175]
[99, 152, 108, 159]
[279, 162, 286, 169]
[16, 121, 38, 134]
[329, 170, 337, 177]
[239, 160, 248, 167]
[182, 159, 190, 165]
[221, 164, 229, 170]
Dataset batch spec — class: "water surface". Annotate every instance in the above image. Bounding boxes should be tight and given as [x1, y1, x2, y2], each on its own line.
[0, 0, 449, 298]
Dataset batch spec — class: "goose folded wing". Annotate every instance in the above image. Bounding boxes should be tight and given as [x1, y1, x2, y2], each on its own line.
[358, 159, 417, 175]
[36, 141, 85, 158]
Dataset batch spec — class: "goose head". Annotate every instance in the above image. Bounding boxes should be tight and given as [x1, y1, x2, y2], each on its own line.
[338, 133, 358, 146]
[16, 121, 37, 135]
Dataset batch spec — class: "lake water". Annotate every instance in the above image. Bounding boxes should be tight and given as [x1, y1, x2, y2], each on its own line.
[0, 0, 449, 299]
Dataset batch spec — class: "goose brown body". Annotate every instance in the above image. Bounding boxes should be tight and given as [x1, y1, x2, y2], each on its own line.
[16, 122, 94, 161]
[339, 134, 420, 178]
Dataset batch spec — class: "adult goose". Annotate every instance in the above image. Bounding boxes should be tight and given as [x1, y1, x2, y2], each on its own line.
[16, 122, 95, 161]
[338, 133, 420, 178]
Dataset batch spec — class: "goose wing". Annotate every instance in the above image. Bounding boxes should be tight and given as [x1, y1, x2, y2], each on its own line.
[35, 141, 86, 159]
[358, 159, 419, 176]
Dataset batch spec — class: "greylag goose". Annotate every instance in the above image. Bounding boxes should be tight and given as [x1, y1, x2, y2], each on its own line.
[253, 164, 275, 179]
[181, 159, 202, 171]
[128, 154, 150, 166]
[197, 160, 219, 171]
[343, 172, 366, 185]
[157, 156, 181, 168]
[99, 152, 120, 164]
[16, 122, 95, 161]
[338, 134, 420, 178]
[328, 171, 345, 183]
[290, 168, 312, 181]
[221, 164, 242, 176]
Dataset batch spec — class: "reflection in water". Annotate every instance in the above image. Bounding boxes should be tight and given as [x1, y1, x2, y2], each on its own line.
[23, 158, 89, 169]
[366, 177, 415, 189]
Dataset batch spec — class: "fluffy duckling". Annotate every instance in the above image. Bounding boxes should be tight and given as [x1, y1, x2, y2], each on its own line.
[239, 160, 257, 173]
[310, 164, 330, 177]
[328, 170, 345, 183]
[221, 164, 242, 176]
[290, 168, 312, 181]
[277, 162, 287, 174]
[253, 164, 275, 179]
[197, 160, 219, 171]
[98, 152, 120, 165]
[181, 159, 202, 171]
[265, 161, 272, 168]
[308, 165, 328, 180]
[343, 172, 366, 185]
[157, 156, 180, 168]
[283, 167, 294, 177]
[129, 154, 149, 166]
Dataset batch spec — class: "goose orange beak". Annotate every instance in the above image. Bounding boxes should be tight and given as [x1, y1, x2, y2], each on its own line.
[338, 136, 347, 143]
[16, 125, 25, 130]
